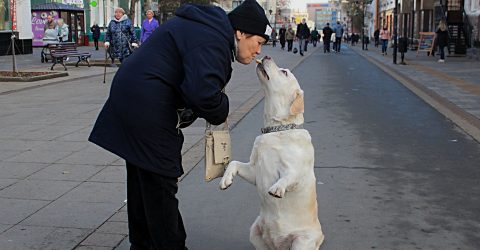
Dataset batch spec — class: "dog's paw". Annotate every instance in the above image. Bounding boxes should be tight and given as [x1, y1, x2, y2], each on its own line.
[219, 162, 238, 190]
[268, 183, 286, 198]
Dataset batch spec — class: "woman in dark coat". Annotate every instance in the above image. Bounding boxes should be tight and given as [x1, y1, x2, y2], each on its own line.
[104, 7, 138, 63]
[279, 24, 286, 50]
[89, 0, 271, 248]
[436, 19, 449, 63]
[90, 23, 101, 50]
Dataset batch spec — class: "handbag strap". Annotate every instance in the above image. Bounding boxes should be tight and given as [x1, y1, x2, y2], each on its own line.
[206, 88, 228, 133]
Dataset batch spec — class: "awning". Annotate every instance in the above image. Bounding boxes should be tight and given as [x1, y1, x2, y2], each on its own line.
[32, 3, 84, 11]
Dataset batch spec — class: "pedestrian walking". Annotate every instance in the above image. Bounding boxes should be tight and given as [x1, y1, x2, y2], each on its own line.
[89, 0, 271, 249]
[279, 24, 286, 50]
[56, 19, 69, 42]
[374, 29, 380, 47]
[333, 21, 344, 53]
[43, 15, 58, 43]
[140, 10, 159, 44]
[380, 25, 390, 55]
[296, 18, 310, 56]
[271, 28, 277, 47]
[436, 19, 449, 63]
[322, 23, 333, 53]
[91, 23, 101, 50]
[104, 7, 138, 63]
[311, 27, 319, 47]
[286, 24, 295, 52]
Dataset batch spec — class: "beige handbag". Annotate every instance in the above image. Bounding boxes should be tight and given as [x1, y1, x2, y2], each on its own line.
[204, 120, 231, 182]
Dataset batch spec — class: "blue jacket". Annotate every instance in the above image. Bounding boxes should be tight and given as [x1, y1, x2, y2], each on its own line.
[105, 15, 137, 60]
[89, 4, 234, 177]
[334, 24, 344, 38]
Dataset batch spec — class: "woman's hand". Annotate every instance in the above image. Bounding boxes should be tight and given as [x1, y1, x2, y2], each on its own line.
[104, 42, 110, 48]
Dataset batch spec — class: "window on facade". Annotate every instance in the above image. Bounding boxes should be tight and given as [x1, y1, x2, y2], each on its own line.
[0, 0, 9, 30]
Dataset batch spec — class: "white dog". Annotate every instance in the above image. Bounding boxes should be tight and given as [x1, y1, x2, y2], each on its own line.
[219, 56, 324, 250]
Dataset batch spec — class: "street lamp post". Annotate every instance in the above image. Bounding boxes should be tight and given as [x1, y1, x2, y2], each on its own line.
[393, 0, 398, 64]
[361, 1, 365, 50]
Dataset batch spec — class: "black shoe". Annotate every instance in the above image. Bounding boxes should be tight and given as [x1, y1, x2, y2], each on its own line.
[300, 52, 304, 56]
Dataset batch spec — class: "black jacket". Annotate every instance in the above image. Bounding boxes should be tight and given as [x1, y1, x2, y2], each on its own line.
[279, 27, 286, 41]
[436, 28, 449, 47]
[296, 23, 310, 39]
[89, 4, 234, 178]
[91, 25, 101, 39]
[322, 26, 333, 40]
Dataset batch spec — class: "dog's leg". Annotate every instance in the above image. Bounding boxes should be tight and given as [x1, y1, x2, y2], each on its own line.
[268, 168, 302, 198]
[219, 160, 256, 189]
[250, 217, 269, 250]
[220, 144, 259, 189]
[290, 230, 324, 250]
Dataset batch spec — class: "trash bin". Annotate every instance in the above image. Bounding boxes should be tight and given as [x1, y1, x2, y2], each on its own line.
[399, 37, 408, 53]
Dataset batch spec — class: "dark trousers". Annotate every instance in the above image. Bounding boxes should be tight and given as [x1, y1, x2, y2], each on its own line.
[323, 39, 331, 52]
[312, 39, 317, 47]
[381, 39, 388, 54]
[94, 38, 99, 50]
[126, 162, 187, 250]
[335, 37, 342, 52]
[272, 39, 276, 47]
[280, 38, 286, 49]
[439, 45, 445, 60]
[287, 39, 293, 51]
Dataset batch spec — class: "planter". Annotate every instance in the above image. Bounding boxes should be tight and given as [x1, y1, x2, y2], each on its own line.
[0, 71, 68, 82]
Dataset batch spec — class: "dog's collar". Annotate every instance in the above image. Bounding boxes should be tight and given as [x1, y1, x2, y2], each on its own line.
[261, 123, 303, 134]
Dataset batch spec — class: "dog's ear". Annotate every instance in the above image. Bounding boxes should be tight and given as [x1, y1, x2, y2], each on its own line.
[290, 89, 304, 115]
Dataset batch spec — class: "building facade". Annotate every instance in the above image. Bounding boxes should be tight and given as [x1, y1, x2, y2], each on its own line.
[307, 3, 339, 29]
[1, 0, 33, 54]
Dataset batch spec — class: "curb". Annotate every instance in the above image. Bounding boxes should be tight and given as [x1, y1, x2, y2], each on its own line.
[351, 47, 480, 143]
[0, 70, 116, 96]
[179, 46, 320, 182]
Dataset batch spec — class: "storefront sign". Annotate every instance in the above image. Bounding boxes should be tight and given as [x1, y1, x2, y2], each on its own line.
[62, 0, 84, 8]
[31, 10, 59, 46]
[417, 32, 435, 55]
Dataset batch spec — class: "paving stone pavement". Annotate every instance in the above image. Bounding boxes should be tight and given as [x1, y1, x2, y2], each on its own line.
[0, 44, 318, 249]
[350, 44, 480, 142]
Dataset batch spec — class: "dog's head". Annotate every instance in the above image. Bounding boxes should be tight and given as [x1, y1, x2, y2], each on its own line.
[256, 56, 304, 126]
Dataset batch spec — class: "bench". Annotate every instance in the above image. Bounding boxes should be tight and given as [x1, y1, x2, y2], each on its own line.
[49, 43, 91, 71]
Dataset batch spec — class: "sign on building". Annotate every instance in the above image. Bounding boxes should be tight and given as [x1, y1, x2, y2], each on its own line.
[62, 0, 84, 8]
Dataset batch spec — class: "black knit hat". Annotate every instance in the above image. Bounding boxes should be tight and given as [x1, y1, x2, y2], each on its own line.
[228, 0, 272, 41]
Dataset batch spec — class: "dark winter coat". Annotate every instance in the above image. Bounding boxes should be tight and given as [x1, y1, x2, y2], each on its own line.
[105, 15, 137, 61]
[91, 24, 101, 39]
[296, 23, 310, 39]
[322, 26, 333, 41]
[374, 29, 380, 40]
[279, 27, 286, 42]
[310, 30, 319, 40]
[89, 4, 233, 178]
[436, 28, 449, 47]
